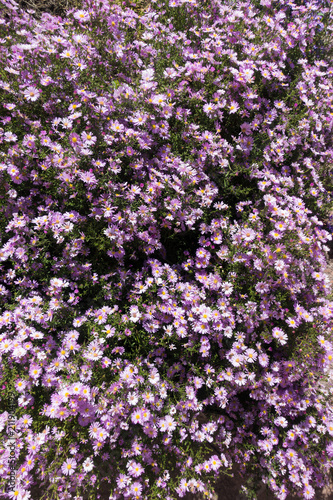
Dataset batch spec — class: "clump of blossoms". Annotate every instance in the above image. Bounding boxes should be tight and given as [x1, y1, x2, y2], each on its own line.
[0, 0, 333, 498]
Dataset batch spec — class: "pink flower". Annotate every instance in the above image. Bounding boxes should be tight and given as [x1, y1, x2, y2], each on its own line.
[230, 353, 244, 367]
[69, 133, 81, 147]
[148, 369, 160, 385]
[141, 408, 150, 422]
[129, 306, 141, 323]
[116, 474, 129, 489]
[101, 357, 111, 368]
[256, 282, 269, 294]
[259, 439, 273, 454]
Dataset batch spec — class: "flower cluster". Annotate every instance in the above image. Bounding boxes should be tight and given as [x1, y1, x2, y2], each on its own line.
[0, 0, 332, 498]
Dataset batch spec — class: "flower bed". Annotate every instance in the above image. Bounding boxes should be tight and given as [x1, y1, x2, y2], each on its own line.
[0, 0, 333, 499]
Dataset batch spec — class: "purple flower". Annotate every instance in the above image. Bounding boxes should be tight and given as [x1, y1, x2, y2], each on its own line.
[61, 458, 77, 476]
[73, 10, 90, 21]
[23, 86, 40, 101]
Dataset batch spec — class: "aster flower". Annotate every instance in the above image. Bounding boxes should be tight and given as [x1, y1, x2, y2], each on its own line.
[73, 10, 90, 21]
[274, 416, 288, 428]
[129, 306, 141, 323]
[259, 439, 273, 454]
[245, 348, 257, 363]
[0, 339, 12, 353]
[131, 409, 143, 425]
[29, 364, 41, 380]
[4, 131, 18, 142]
[116, 474, 129, 489]
[151, 93, 167, 105]
[23, 86, 40, 101]
[228, 101, 239, 113]
[303, 485, 315, 499]
[164, 415, 177, 432]
[61, 458, 76, 476]
[81, 131, 97, 146]
[82, 457, 94, 472]
[235, 371, 247, 386]
[0, 1, 332, 498]
[69, 133, 81, 147]
[286, 317, 299, 328]
[131, 482, 143, 497]
[128, 461, 144, 478]
[258, 353, 269, 367]
[8, 488, 28, 500]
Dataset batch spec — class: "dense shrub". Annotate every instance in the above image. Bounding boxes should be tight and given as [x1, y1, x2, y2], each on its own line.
[13, 0, 149, 20]
[0, 0, 332, 499]
[15, 0, 84, 19]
